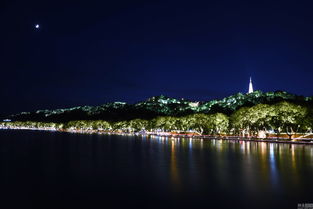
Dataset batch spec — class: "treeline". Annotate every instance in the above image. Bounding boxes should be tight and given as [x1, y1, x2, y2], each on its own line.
[1, 101, 313, 138]
[6, 91, 313, 123]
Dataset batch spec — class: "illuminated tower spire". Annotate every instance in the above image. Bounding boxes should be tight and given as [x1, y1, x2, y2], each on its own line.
[248, 77, 254, 93]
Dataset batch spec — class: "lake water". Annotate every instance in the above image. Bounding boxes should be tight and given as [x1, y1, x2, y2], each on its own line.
[0, 130, 312, 209]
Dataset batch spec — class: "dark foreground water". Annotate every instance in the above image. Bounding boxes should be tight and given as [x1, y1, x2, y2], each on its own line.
[0, 130, 312, 209]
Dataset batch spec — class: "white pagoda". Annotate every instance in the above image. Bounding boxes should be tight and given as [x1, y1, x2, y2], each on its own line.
[248, 77, 254, 93]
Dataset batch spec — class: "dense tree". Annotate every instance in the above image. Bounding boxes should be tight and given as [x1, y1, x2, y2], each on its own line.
[207, 113, 229, 135]
[230, 102, 310, 138]
[1, 100, 312, 140]
[272, 102, 308, 139]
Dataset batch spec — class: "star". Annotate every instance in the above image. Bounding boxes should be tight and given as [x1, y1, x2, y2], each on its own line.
[35, 24, 40, 29]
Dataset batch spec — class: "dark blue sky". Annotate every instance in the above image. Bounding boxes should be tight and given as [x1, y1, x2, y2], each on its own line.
[1, 0, 313, 114]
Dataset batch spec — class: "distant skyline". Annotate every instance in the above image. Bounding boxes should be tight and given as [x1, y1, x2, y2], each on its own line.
[1, 0, 313, 114]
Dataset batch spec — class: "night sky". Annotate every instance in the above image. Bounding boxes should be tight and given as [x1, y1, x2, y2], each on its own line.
[1, 0, 313, 114]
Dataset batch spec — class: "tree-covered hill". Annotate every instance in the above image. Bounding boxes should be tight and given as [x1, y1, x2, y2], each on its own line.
[4, 91, 313, 122]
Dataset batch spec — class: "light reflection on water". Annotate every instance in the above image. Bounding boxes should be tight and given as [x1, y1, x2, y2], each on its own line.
[144, 136, 313, 200]
[0, 131, 313, 209]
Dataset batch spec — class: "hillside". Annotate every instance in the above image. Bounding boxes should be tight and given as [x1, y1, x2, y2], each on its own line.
[4, 91, 313, 122]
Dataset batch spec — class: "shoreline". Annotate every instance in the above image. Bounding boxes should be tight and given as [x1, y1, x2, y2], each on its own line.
[1, 127, 313, 145]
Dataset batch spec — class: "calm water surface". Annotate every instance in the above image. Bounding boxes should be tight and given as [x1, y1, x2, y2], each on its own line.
[0, 130, 312, 209]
